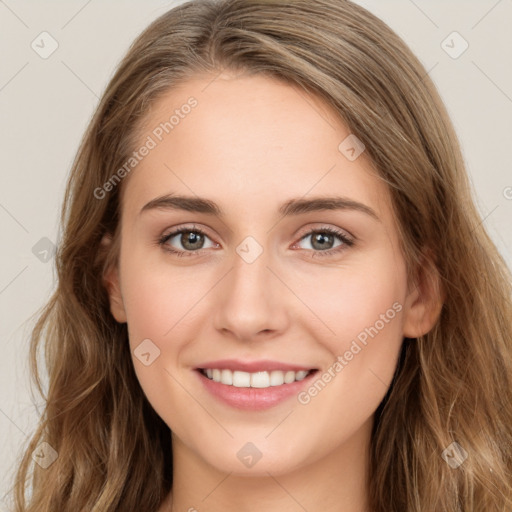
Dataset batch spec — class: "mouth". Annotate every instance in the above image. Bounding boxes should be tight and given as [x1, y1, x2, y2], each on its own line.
[195, 362, 319, 410]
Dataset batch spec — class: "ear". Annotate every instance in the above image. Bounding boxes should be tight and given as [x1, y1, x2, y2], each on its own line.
[402, 253, 444, 338]
[100, 234, 127, 324]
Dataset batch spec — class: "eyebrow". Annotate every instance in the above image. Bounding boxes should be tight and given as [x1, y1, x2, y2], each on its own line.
[139, 194, 380, 221]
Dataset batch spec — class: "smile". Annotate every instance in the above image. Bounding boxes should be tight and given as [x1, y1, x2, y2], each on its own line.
[195, 361, 319, 410]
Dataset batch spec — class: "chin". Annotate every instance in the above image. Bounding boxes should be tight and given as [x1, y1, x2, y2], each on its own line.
[194, 437, 312, 477]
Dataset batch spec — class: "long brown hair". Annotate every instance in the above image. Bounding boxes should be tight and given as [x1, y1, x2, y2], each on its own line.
[9, 0, 512, 510]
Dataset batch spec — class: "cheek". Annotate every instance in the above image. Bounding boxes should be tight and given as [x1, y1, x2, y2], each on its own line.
[119, 263, 205, 431]
[294, 250, 407, 354]
[123, 277, 178, 348]
[120, 253, 204, 348]
[117, 255, 196, 389]
[293, 252, 407, 435]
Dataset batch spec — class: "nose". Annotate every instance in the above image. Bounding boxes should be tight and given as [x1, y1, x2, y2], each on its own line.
[212, 243, 291, 342]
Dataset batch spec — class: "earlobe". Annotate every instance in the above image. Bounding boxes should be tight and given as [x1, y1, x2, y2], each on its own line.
[100, 234, 127, 324]
[402, 258, 444, 338]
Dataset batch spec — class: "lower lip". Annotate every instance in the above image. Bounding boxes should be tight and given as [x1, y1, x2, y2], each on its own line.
[196, 370, 317, 411]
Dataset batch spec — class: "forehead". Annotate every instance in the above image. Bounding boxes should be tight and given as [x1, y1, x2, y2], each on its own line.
[120, 71, 391, 223]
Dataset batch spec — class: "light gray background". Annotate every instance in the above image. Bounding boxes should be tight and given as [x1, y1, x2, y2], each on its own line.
[0, 0, 511, 508]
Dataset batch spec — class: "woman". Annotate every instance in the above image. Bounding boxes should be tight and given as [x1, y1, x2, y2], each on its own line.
[10, 0, 512, 510]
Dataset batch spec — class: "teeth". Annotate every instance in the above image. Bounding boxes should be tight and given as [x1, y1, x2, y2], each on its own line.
[221, 369, 233, 385]
[284, 370, 295, 384]
[202, 368, 312, 388]
[269, 370, 284, 386]
[251, 371, 269, 388]
[233, 371, 251, 387]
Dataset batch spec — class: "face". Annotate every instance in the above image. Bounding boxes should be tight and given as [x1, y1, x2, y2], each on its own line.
[104, 71, 435, 476]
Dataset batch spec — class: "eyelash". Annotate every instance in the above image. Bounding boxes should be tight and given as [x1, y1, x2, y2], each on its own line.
[157, 225, 355, 258]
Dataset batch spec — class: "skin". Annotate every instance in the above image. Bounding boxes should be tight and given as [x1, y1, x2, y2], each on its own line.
[104, 70, 441, 512]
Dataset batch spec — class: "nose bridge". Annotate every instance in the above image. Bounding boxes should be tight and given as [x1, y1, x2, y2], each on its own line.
[228, 237, 275, 309]
[233, 237, 271, 296]
[212, 235, 289, 339]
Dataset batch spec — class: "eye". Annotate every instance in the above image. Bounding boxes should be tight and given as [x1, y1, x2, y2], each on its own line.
[158, 225, 217, 257]
[294, 226, 354, 258]
[157, 225, 354, 258]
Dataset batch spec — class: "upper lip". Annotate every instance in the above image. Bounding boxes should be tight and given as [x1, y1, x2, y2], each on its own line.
[196, 359, 317, 373]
